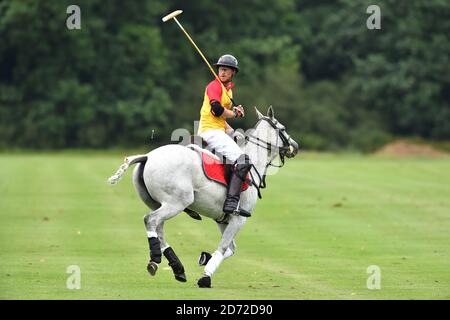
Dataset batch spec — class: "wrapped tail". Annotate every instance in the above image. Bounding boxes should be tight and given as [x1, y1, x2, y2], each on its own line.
[108, 154, 148, 185]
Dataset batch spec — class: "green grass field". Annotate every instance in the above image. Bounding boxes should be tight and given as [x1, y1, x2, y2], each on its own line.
[1, 151, 449, 300]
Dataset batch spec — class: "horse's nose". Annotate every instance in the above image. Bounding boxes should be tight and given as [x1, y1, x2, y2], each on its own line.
[288, 139, 299, 157]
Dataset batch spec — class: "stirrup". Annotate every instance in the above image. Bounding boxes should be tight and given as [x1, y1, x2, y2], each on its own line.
[232, 200, 251, 217]
[233, 208, 251, 217]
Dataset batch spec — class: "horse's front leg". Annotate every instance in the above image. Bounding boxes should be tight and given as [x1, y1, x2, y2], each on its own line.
[198, 223, 236, 266]
[198, 215, 247, 288]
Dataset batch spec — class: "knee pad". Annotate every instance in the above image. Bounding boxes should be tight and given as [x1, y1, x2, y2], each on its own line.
[234, 155, 252, 180]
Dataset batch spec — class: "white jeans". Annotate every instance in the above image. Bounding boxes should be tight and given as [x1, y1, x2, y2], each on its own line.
[200, 129, 244, 164]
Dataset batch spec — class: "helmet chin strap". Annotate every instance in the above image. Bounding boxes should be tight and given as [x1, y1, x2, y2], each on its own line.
[217, 68, 238, 107]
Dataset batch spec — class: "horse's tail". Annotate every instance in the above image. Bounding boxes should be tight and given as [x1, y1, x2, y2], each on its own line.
[107, 154, 148, 185]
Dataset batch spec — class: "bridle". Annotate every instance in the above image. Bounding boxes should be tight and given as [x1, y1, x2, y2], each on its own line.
[244, 117, 294, 198]
[245, 117, 292, 166]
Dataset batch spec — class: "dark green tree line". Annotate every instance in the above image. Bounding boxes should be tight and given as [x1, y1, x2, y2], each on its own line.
[0, 0, 449, 150]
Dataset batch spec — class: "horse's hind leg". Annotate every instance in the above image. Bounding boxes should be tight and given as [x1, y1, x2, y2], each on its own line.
[157, 221, 187, 282]
[143, 202, 188, 277]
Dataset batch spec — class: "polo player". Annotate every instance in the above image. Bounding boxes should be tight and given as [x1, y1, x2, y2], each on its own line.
[197, 54, 252, 215]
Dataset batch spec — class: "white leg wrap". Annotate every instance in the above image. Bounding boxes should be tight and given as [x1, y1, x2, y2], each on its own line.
[147, 231, 158, 238]
[204, 250, 224, 277]
[223, 247, 234, 259]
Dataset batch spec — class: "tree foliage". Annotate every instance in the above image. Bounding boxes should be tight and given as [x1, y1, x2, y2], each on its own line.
[0, 0, 448, 150]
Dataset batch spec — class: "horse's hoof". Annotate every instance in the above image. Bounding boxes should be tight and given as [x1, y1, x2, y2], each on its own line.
[175, 273, 187, 282]
[147, 261, 158, 276]
[197, 276, 211, 288]
[198, 252, 212, 266]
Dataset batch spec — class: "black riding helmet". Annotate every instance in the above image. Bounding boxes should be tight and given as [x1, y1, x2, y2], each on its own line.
[214, 54, 239, 73]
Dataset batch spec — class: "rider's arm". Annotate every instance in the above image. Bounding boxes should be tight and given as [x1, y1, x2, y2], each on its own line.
[225, 121, 234, 135]
[207, 80, 236, 119]
[210, 100, 235, 119]
[220, 108, 236, 119]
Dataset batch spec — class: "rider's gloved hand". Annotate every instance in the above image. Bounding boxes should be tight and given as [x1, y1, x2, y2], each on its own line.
[233, 105, 245, 118]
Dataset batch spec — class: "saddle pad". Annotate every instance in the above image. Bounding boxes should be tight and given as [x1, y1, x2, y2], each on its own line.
[201, 152, 250, 191]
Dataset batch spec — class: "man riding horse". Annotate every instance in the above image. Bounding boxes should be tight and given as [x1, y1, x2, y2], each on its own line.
[198, 54, 251, 216]
[108, 11, 300, 288]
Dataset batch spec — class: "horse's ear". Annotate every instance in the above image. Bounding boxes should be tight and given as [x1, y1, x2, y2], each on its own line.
[267, 105, 275, 119]
[255, 106, 264, 119]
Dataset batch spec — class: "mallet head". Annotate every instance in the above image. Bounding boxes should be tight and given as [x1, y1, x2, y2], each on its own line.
[162, 10, 183, 22]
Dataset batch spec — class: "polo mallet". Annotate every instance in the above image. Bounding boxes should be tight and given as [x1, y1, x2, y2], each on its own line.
[162, 10, 242, 114]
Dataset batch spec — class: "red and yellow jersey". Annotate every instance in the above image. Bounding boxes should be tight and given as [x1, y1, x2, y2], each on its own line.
[198, 79, 234, 134]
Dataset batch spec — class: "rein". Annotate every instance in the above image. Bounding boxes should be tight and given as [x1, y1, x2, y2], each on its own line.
[244, 117, 291, 199]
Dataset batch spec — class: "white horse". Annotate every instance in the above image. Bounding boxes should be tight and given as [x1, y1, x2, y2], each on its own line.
[108, 106, 299, 288]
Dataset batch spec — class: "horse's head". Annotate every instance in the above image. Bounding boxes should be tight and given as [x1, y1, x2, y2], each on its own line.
[253, 106, 299, 160]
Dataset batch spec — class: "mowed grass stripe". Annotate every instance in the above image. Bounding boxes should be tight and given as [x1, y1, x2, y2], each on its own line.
[1, 155, 137, 298]
[0, 155, 76, 298]
[0, 154, 223, 299]
[1, 153, 449, 299]
[239, 157, 450, 298]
